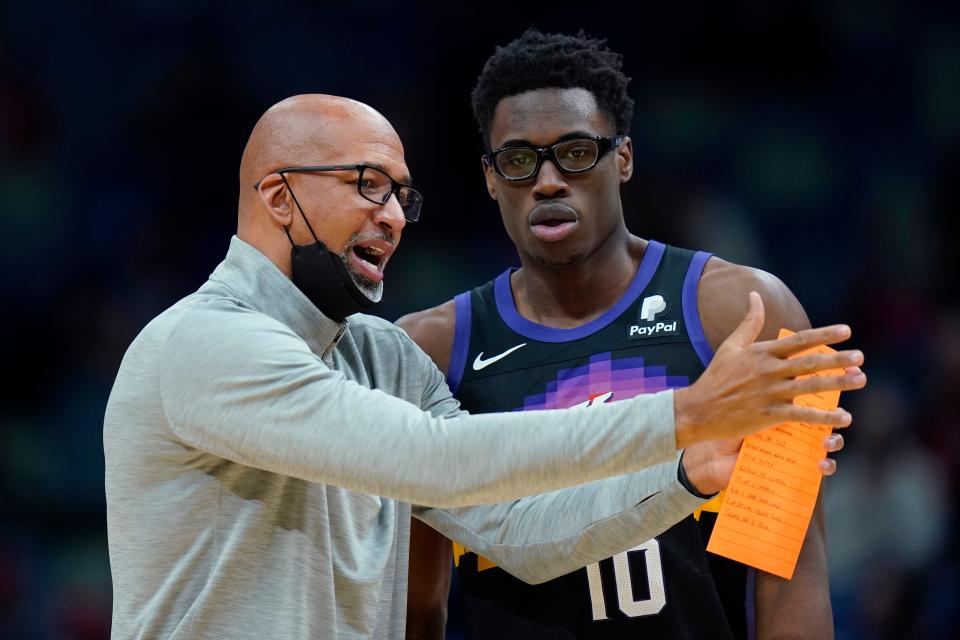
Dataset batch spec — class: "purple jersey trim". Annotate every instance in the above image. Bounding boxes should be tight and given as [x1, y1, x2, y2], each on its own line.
[446, 292, 472, 394]
[745, 566, 757, 640]
[492, 240, 666, 343]
[682, 250, 714, 366]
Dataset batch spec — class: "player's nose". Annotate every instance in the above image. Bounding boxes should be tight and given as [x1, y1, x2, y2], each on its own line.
[532, 160, 569, 200]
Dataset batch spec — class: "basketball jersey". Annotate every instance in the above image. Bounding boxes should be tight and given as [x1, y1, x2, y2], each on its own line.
[445, 240, 754, 639]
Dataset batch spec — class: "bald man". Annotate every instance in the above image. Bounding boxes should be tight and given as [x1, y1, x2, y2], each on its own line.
[103, 95, 864, 639]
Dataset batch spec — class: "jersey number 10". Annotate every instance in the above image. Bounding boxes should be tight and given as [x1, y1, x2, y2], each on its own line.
[585, 539, 666, 620]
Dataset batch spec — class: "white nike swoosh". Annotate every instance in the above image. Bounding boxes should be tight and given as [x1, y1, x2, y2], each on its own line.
[472, 343, 527, 371]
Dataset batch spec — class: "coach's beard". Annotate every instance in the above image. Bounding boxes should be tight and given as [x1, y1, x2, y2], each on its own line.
[340, 234, 384, 303]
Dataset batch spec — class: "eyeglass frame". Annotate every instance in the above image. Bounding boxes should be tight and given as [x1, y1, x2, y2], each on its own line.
[253, 164, 423, 222]
[482, 134, 626, 181]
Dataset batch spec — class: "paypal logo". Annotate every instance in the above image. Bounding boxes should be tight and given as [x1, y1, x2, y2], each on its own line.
[629, 294, 679, 339]
[639, 295, 667, 322]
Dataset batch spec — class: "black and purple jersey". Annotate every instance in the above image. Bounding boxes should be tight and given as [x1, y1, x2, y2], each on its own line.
[445, 240, 754, 639]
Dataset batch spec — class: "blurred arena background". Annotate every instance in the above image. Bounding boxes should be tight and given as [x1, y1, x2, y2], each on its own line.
[1, 1, 958, 638]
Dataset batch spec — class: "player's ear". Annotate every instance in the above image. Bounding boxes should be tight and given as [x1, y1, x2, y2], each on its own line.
[616, 136, 633, 184]
[482, 157, 498, 200]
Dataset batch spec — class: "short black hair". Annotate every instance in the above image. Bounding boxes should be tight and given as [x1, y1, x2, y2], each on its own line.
[471, 28, 634, 148]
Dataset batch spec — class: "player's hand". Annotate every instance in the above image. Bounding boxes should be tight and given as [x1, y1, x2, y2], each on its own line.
[682, 429, 848, 495]
[673, 292, 866, 448]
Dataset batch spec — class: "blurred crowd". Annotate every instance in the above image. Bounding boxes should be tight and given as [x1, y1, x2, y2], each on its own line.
[1, 2, 957, 638]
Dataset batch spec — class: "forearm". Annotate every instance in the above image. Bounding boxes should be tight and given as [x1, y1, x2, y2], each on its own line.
[755, 567, 833, 639]
[755, 494, 833, 639]
[414, 455, 707, 584]
[405, 613, 446, 640]
[405, 519, 450, 640]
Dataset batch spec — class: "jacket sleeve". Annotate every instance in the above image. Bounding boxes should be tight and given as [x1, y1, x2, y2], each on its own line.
[159, 301, 682, 508]
[413, 457, 705, 584]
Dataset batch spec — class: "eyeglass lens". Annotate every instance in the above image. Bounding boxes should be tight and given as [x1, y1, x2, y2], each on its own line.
[360, 166, 421, 222]
[496, 139, 601, 179]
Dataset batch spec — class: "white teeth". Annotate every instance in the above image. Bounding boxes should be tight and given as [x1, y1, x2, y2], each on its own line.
[353, 245, 385, 268]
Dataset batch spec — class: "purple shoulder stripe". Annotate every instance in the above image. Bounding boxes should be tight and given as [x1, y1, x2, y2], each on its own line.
[446, 292, 472, 394]
[682, 251, 715, 366]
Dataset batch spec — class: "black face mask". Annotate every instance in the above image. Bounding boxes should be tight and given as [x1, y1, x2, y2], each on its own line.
[281, 176, 377, 322]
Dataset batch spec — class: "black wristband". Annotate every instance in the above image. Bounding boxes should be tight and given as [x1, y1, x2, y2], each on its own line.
[677, 450, 719, 499]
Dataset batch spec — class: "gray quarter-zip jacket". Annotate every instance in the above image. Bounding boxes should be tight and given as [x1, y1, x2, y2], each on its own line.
[104, 236, 705, 639]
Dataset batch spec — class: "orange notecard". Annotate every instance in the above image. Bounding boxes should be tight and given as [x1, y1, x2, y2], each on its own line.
[706, 329, 844, 579]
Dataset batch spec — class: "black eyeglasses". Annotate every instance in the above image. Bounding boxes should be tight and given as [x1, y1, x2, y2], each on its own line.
[483, 135, 625, 181]
[255, 164, 423, 222]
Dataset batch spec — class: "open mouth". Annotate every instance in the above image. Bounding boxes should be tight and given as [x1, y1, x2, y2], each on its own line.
[354, 245, 384, 266]
[347, 238, 394, 283]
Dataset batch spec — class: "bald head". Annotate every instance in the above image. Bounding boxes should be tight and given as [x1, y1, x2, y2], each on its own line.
[239, 95, 400, 201]
[235, 94, 411, 280]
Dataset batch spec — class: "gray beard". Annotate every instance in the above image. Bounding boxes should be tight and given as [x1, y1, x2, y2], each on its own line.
[340, 237, 384, 303]
[350, 273, 384, 303]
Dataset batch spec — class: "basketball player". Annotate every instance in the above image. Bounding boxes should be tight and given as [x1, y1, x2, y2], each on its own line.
[400, 30, 840, 638]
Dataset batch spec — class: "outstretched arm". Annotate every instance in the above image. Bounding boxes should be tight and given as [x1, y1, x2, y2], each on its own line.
[412, 455, 705, 584]
[160, 301, 697, 508]
[698, 258, 839, 639]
